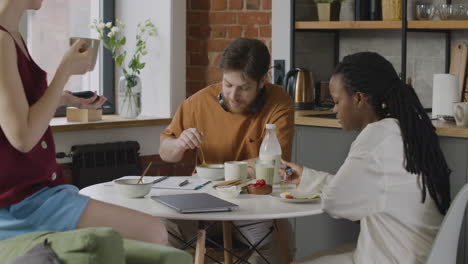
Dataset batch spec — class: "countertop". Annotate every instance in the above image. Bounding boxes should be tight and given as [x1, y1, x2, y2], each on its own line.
[295, 110, 468, 139]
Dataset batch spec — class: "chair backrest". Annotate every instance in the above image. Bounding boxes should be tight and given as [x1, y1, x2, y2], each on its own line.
[426, 184, 468, 264]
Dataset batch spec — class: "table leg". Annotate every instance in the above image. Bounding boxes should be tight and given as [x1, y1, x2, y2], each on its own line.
[223, 221, 233, 264]
[274, 220, 291, 264]
[194, 229, 206, 264]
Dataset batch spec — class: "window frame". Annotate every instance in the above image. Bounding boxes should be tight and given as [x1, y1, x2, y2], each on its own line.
[53, 0, 115, 116]
[100, 0, 115, 115]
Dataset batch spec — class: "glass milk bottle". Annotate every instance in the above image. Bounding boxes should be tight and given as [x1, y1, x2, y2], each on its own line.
[259, 124, 282, 184]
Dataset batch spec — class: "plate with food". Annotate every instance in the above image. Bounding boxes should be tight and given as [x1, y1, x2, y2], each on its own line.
[273, 191, 321, 203]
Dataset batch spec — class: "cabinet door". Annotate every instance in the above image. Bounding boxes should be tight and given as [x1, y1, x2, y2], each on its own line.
[293, 126, 360, 260]
[294, 125, 358, 172]
[439, 137, 468, 264]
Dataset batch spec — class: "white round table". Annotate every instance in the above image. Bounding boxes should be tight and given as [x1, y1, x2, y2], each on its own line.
[79, 176, 323, 264]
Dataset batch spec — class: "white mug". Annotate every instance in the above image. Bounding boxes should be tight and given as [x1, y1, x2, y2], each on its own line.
[70, 37, 100, 71]
[224, 161, 248, 181]
[453, 102, 468, 127]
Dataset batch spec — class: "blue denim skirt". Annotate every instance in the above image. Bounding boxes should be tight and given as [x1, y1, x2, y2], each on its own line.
[0, 185, 90, 240]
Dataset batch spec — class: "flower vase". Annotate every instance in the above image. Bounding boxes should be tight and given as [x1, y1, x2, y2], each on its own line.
[118, 75, 142, 119]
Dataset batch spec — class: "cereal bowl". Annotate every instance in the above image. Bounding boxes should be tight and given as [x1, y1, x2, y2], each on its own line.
[196, 164, 225, 180]
[114, 178, 152, 198]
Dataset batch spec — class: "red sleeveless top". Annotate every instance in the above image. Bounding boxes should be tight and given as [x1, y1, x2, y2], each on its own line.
[0, 26, 64, 207]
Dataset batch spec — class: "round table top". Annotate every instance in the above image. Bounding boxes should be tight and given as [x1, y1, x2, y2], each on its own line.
[79, 176, 323, 221]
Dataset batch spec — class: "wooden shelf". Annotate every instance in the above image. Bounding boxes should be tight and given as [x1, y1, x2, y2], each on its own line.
[295, 21, 402, 30]
[295, 20, 468, 30]
[408, 20, 468, 30]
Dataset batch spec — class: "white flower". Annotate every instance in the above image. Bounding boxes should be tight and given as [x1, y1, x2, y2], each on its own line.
[106, 22, 112, 28]
[108, 31, 115, 38]
[97, 23, 105, 30]
[111, 26, 120, 34]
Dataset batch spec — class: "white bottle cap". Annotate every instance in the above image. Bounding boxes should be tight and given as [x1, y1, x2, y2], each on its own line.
[265, 124, 276, 129]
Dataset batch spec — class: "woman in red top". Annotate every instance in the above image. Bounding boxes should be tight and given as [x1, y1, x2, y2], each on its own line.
[0, 0, 168, 245]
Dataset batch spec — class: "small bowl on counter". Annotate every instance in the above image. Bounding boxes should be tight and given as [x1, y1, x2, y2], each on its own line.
[114, 178, 152, 198]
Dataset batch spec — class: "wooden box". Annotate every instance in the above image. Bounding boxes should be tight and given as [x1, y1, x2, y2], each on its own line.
[66, 107, 102, 122]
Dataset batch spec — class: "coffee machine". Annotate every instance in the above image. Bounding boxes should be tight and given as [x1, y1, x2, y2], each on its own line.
[284, 68, 315, 110]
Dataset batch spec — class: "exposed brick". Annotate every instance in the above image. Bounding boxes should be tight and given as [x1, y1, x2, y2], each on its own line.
[246, 0, 260, 9]
[187, 39, 207, 52]
[227, 25, 243, 38]
[238, 12, 270, 25]
[187, 11, 209, 25]
[189, 53, 210, 66]
[212, 0, 227, 10]
[211, 53, 223, 67]
[187, 66, 206, 81]
[191, 0, 210, 10]
[244, 25, 258, 38]
[208, 12, 238, 24]
[229, 0, 243, 10]
[207, 39, 232, 52]
[259, 25, 271, 38]
[188, 25, 211, 39]
[206, 67, 223, 83]
[210, 26, 227, 38]
[262, 0, 271, 10]
[187, 81, 206, 95]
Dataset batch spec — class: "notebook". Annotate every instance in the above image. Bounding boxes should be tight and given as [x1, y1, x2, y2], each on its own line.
[151, 193, 239, 213]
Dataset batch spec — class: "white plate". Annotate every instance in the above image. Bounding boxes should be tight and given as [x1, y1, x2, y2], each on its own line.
[271, 191, 320, 203]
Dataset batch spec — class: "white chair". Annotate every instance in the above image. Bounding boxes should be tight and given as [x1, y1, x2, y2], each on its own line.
[426, 184, 468, 264]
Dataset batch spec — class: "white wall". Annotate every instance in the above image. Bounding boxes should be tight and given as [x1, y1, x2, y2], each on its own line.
[54, 0, 186, 163]
[272, 0, 291, 72]
[115, 0, 186, 118]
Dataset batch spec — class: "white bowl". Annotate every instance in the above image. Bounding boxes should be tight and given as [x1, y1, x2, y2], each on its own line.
[216, 186, 241, 199]
[196, 164, 224, 180]
[114, 178, 152, 198]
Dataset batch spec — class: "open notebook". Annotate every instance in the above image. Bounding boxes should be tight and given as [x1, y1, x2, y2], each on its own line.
[151, 193, 239, 213]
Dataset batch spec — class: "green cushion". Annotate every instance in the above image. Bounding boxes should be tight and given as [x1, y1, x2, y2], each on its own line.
[0, 228, 192, 264]
[124, 239, 192, 264]
[0, 228, 125, 264]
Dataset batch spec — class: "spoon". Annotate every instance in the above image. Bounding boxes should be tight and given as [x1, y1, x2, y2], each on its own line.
[198, 147, 208, 167]
[137, 161, 153, 184]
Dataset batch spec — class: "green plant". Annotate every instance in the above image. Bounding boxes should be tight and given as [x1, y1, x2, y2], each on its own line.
[90, 18, 157, 90]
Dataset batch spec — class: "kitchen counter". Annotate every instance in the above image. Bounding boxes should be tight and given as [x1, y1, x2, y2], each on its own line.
[295, 110, 468, 139]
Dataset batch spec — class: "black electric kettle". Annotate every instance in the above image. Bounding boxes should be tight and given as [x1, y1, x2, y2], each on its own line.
[284, 68, 315, 110]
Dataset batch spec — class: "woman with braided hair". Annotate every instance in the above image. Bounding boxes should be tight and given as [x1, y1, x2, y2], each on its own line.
[281, 52, 451, 264]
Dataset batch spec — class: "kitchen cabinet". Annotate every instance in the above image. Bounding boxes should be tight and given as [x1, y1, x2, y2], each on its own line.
[293, 124, 468, 263]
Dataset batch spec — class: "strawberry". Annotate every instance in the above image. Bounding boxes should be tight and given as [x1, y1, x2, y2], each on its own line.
[256, 179, 266, 186]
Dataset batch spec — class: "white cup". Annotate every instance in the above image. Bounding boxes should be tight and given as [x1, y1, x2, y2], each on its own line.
[70, 37, 100, 71]
[453, 102, 468, 127]
[224, 161, 248, 181]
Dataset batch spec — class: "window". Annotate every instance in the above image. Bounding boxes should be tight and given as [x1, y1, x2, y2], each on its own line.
[24, 0, 115, 115]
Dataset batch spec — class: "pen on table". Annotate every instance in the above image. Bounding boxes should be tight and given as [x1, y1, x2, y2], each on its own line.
[194, 181, 212, 190]
[178, 179, 189, 187]
[152, 176, 169, 184]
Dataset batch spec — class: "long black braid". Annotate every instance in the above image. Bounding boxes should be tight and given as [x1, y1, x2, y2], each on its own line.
[334, 52, 451, 215]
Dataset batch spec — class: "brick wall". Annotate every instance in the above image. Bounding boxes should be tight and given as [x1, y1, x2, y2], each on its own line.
[186, 0, 272, 97]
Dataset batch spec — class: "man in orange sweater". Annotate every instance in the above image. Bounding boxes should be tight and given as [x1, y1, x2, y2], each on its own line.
[159, 38, 294, 264]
